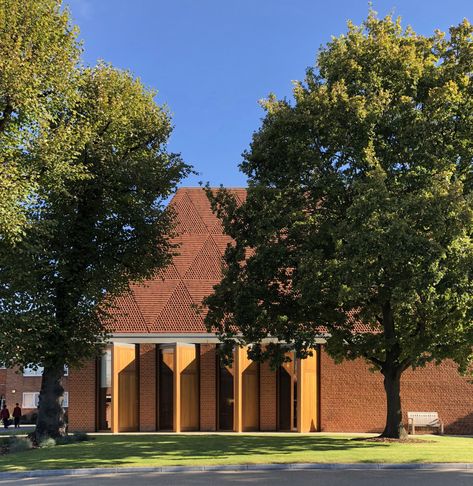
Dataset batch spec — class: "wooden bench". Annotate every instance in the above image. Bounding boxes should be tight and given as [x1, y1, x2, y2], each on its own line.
[407, 412, 444, 435]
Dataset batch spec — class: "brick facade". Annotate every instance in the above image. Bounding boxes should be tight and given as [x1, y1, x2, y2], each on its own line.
[320, 348, 473, 434]
[199, 344, 217, 431]
[0, 369, 6, 404]
[3, 368, 69, 418]
[259, 360, 277, 431]
[139, 344, 157, 431]
[68, 360, 96, 432]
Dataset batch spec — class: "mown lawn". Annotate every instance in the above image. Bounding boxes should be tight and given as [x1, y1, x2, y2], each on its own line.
[0, 433, 472, 472]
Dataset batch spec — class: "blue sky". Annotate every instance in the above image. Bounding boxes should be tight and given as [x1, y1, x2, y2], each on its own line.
[66, 0, 473, 188]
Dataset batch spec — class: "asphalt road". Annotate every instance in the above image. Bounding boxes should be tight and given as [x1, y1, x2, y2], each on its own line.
[1, 470, 472, 486]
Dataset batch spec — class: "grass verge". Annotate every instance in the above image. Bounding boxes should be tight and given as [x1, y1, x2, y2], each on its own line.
[0, 433, 471, 472]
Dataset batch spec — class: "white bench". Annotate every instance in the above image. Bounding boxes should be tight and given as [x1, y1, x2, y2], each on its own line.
[407, 412, 444, 435]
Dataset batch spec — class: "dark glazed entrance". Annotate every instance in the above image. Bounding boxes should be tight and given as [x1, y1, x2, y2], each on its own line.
[277, 356, 297, 431]
[218, 357, 234, 430]
[158, 346, 174, 430]
[278, 365, 292, 430]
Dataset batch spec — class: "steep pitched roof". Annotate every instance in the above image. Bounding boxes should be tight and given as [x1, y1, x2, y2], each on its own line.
[108, 186, 369, 335]
[109, 187, 239, 334]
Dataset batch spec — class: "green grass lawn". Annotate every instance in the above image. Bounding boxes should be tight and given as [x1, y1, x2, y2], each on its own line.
[0, 433, 472, 472]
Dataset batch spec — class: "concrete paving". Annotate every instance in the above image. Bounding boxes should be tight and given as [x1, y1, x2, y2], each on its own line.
[1, 469, 472, 486]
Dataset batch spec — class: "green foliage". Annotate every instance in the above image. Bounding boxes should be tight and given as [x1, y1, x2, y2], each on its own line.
[38, 437, 56, 449]
[0, 0, 86, 240]
[0, 0, 191, 440]
[48, 432, 91, 445]
[72, 432, 91, 442]
[8, 437, 33, 453]
[0, 63, 191, 369]
[204, 13, 473, 418]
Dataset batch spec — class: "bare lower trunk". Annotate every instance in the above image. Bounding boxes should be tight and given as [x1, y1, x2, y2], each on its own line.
[32, 364, 66, 442]
[381, 367, 407, 439]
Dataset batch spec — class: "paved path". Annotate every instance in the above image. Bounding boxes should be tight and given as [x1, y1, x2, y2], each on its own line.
[1, 469, 472, 486]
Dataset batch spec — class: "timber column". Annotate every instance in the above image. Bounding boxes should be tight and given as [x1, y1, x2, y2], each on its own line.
[297, 349, 318, 432]
[233, 346, 259, 432]
[173, 343, 199, 432]
[111, 343, 138, 433]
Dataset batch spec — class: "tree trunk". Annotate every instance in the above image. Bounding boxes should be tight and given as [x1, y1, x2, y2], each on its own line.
[32, 363, 66, 442]
[381, 367, 408, 439]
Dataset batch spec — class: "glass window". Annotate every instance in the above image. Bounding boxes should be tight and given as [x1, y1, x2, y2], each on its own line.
[22, 392, 68, 408]
[22, 392, 40, 408]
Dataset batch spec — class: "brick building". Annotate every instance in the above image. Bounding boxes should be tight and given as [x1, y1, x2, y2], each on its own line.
[6, 188, 473, 433]
[0, 366, 69, 422]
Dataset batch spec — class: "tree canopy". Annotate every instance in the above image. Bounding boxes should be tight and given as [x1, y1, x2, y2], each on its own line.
[204, 13, 473, 438]
[0, 0, 87, 240]
[0, 62, 191, 438]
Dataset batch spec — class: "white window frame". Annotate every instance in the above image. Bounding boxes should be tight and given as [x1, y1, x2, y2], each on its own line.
[22, 392, 68, 408]
[22, 392, 40, 408]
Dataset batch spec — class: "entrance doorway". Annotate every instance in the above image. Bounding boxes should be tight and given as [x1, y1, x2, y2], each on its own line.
[218, 357, 234, 430]
[277, 355, 297, 431]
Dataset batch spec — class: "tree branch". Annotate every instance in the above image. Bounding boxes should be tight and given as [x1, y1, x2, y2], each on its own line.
[0, 103, 13, 133]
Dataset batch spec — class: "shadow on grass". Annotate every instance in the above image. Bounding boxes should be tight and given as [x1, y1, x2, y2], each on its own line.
[0, 435, 399, 471]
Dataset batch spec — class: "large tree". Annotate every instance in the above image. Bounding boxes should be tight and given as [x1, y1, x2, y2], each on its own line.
[204, 14, 473, 439]
[0, 0, 86, 240]
[0, 64, 191, 440]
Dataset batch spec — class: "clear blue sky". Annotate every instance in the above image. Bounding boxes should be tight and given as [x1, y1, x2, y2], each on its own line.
[66, 0, 473, 188]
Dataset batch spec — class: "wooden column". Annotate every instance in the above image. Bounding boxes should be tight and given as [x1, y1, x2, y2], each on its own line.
[111, 344, 119, 433]
[233, 347, 244, 432]
[173, 344, 181, 433]
[233, 346, 259, 432]
[179, 344, 199, 431]
[111, 343, 137, 433]
[297, 349, 318, 432]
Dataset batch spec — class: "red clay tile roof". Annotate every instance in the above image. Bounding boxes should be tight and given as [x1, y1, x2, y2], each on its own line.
[108, 187, 369, 335]
[109, 187, 241, 334]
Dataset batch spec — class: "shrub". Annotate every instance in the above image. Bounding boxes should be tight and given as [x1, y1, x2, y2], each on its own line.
[72, 432, 91, 442]
[38, 437, 56, 448]
[8, 437, 33, 453]
[55, 435, 75, 445]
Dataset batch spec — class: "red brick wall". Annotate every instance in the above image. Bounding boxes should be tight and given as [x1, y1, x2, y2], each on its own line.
[199, 344, 216, 431]
[0, 369, 7, 402]
[259, 361, 277, 431]
[139, 344, 157, 431]
[68, 360, 96, 432]
[320, 348, 473, 434]
[3, 368, 69, 417]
